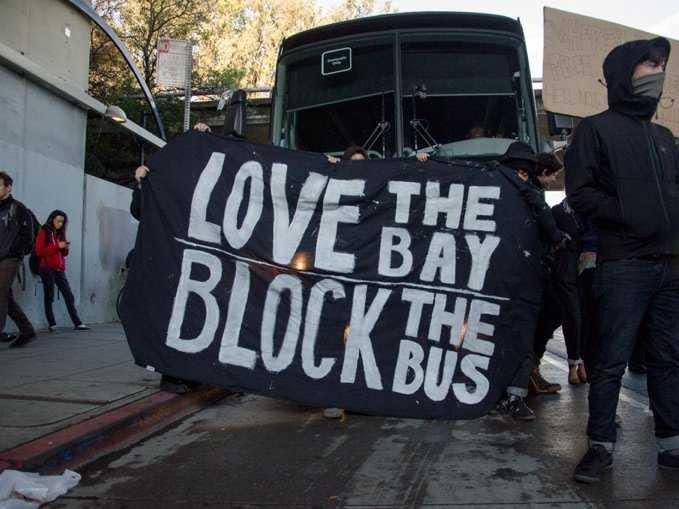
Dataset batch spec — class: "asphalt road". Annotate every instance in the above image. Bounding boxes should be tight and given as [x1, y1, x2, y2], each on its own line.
[50, 349, 679, 508]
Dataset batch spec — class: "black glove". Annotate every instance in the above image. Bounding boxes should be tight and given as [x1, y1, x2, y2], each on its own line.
[520, 187, 547, 211]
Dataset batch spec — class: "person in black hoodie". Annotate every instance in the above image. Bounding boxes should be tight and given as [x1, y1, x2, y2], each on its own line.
[566, 37, 679, 482]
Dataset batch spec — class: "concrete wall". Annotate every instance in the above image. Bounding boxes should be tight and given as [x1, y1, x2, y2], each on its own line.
[0, 62, 139, 330]
[0, 0, 91, 89]
[81, 175, 136, 324]
[0, 0, 139, 330]
[0, 62, 87, 330]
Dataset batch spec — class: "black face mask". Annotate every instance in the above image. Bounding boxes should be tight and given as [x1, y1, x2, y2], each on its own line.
[632, 72, 666, 100]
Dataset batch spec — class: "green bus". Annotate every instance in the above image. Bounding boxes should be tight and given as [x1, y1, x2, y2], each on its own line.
[268, 12, 539, 161]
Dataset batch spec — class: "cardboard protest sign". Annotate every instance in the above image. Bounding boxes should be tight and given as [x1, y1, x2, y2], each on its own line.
[543, 7, 679, 135]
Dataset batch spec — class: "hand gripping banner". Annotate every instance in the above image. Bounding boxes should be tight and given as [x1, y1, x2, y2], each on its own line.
[119, 131, 544, 419]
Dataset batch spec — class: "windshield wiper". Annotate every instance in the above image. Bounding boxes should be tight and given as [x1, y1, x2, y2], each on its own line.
[410, 84, 439, 151]
[363, 121, 391, 154]
[362, 92, 391, 158]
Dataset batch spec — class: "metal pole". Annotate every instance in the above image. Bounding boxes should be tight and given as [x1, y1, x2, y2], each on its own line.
[183, 41, 193, 132]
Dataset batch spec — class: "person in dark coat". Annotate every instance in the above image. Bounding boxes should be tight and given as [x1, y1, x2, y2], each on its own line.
[549, 198, 586, 384]
[130, 164, 199, 395]
[495, 142, 569, 421]
[523, 153, 570, 394]
[0, 171, 36, 347]
[521, 152, 588, 388]
[566, 37, 679, 482]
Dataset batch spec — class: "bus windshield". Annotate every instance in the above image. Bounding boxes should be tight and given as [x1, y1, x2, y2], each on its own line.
[274, 33, 530, 159]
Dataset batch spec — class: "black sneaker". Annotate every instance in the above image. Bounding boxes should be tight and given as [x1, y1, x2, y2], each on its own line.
[658, 451, 679, 470]
[505, 395, 536, 421]
[0, 332, 16, 342]
[573, 445, 613, 483]
[9, 332, 36, 348]
[507, 396, 535, 421]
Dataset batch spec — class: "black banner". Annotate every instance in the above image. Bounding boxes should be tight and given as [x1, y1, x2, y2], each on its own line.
[120, 131, 543, 419]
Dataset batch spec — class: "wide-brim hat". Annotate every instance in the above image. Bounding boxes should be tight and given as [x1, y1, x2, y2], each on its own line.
[501, 141, 537, 166]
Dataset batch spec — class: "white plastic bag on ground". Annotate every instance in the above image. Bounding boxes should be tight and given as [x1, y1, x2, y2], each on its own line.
[0, 469, 80, 508]
[1, 500, 40, 509]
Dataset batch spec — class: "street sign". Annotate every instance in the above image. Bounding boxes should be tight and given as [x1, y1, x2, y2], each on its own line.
[157, 38, 193, 131]
[156, 38, 192, 89]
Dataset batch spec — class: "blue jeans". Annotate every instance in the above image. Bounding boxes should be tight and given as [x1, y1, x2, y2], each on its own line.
[588, 258, 679, 451]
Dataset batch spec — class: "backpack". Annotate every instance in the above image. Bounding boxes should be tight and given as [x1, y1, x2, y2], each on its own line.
[11, 203, 40, 266]
[0, 202, 36, 260]
[26, 211, 41, 274]
[18, 206, 39, 256]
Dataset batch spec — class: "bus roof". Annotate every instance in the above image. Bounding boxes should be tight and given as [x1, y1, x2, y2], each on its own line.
[281, 12, 524, 53]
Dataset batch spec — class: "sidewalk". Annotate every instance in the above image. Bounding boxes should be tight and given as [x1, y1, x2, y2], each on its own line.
[0, 323, 161, 452]
[0, 323, 229, 473]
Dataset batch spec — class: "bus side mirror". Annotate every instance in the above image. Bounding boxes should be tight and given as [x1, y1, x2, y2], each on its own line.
[221, 89, 248, 137]
[547, 112, 575, 138]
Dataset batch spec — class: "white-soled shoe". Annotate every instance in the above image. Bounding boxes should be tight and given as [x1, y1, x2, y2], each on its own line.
[323, 408, 343, 419]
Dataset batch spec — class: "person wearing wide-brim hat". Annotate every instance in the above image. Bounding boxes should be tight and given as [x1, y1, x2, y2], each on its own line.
[495, 142, 569, 421]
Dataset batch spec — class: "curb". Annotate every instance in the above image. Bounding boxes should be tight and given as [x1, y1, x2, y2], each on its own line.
[0, 386, 230, 474]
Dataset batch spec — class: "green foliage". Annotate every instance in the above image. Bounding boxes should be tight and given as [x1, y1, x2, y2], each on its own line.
[85, 0, 393, 186]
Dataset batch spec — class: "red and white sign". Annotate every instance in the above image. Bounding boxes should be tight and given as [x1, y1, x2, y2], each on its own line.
[156, 38, 191, 89]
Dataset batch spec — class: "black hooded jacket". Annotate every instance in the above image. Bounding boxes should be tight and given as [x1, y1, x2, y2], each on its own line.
[565, 37, 679, 261]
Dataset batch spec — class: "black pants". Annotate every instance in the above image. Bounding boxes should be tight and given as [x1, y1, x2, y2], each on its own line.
[0, 258, 34, 336]
[630, 324, 647, 369]
[39, 269, 82, 327]
[588, 258, 679, 449]
[534, 251, 583, 363]
[507, 270, 548, 398]
[533, 276, 563, 362]
[578, 268, 597, 372]
[508, 289, 560, 396]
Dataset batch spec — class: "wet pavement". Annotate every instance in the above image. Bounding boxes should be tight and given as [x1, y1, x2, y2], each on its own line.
[50, 345, 679, 508]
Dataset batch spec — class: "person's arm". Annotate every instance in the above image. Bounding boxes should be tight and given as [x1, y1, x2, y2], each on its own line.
[130, 165, 148, 220]
[34, 229, 60, 257]
[520, 186, 565, 245]
[193, 122, 211, 133]
[564, 119, 623, 224]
